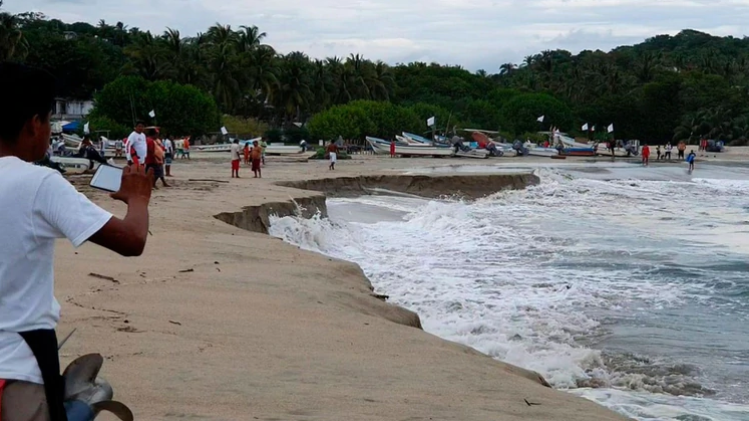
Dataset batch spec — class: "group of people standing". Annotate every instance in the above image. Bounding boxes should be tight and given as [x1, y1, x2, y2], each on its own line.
[641, 141, 697, 171]
[125, 121, 175, 188]
[230, 138, 265, 178]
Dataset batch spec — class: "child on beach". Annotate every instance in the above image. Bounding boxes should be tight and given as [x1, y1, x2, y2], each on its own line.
[250, 140, 262, 178]
[687, 150, 696, 172]
[665, 142, 672, 160]
[260, 138, 268, 165]
[656, 145, 661, 160]
[390, 139, 396, 158]
[641, 144, 650, 166]
[243, 142, 250, 165]
[230, 139, 241, 178]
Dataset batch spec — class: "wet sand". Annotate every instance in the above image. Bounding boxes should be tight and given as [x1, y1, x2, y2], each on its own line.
[57, 153, 630, 420]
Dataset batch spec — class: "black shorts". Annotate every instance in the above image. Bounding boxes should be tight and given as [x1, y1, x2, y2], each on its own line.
[147, 163, 163, 178]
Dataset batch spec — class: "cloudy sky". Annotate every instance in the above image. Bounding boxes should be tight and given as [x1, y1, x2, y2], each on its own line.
[6, 0, 749, 71]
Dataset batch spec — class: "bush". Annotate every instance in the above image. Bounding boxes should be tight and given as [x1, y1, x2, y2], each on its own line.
[309, 147, 352, 160]
[500, 93, 573, 135]
[222, 115, 269, 138]
[307, 100, 422, 141]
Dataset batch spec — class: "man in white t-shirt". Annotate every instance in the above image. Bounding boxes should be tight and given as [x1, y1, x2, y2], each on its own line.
[0, 63, 154, 420]
[230, 139, 241, 178]
[163, 136, 174, 177]
[126, 122, 147, 166]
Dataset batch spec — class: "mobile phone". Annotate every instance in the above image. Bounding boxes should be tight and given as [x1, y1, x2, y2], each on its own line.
[89, 164, 123, 192]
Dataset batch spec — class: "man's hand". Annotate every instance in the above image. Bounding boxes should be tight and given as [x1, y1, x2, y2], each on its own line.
[112, 164, 153, 204]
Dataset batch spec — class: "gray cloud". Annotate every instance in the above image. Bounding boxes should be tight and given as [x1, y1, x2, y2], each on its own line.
[5, 0, 749, 71]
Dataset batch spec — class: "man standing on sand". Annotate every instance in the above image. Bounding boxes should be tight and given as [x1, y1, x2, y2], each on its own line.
[0, 62, 153, 421]
[250, 140, 262, 178]
[163, 136, 174, 177]
[260, 137, 268, 166]
[145, 131, 169, 188]
[641, 143, 650, 166]
[665, 142, 672, 160]
[656, 145, 661, 161]
[230, 139, 241, 178]
[678, 141, 686, 160]
[327, 141, 339, 170]
[390, 139, 396, 158]
[183, 137, 191, 160]
[126, 121, 147, 166]
[115, 137, 124, 158]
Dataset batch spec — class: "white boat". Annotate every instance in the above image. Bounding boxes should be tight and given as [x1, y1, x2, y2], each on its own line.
[455, 148, 490, 159]
[366, 136, 453, 157]
[195, 138, 302, 155]
[51, 156, 98, 174]
[395, 135, 431, 147]
[523, 142, 559, 157]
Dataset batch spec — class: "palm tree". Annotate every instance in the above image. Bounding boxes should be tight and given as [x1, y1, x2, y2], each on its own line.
[236, 25, 266, 53]
[499, 62, 517, 76]
[123, 32, 169, 80]
[370, 60, 394, 100]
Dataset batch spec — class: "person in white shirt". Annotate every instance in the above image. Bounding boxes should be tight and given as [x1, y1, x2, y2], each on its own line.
[0, 62, 154, 420]
[126, 122, 147, 166]
[163, 136, 174, 177]
[230, 139, 241, 178]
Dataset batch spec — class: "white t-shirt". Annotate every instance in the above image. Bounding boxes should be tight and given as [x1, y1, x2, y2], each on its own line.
[163, 139, 174, 154]
[126, 131, 147, 162]
[0, 157, 112, 384]
[230, 143, 241, 161]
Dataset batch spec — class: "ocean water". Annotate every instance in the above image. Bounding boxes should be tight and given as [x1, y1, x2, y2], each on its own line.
[269, 162, 749, 421]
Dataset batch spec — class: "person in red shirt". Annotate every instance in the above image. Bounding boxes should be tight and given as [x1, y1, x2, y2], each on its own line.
[641, 143, 650, 166]
[390, 139, 396, 158]
[144, 131, 168, 188]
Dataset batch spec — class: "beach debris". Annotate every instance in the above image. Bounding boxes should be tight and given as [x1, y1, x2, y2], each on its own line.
[88, 272, 120, 284]
[214, 261, 220, 264]
[524, 399, 541, 406]
[371, 293, 389, 301]
[169, 320, 182, 326]
[58, 328, 77, 350]
[178, 268, 194, 273]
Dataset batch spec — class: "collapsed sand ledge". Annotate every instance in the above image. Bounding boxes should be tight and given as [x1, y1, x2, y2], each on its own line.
[214, 173, 540, 235]
[212, 172, 554, 388]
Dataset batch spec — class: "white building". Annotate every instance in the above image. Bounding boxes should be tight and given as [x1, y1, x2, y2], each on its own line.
[53, 98, 94, 120]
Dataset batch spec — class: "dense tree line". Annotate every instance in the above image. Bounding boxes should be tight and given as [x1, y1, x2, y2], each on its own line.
[3, 4, 749, 144]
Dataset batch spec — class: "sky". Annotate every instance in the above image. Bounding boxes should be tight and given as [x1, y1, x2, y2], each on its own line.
[6, 0, 749, 71]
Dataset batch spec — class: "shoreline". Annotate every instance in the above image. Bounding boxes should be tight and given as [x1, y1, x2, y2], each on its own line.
[58, 155, 629, 420]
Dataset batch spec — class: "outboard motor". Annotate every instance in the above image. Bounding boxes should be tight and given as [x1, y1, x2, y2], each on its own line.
[512, 139, 529, 156]
[451, 136, 471, 153]
[63, 354, 133, 421]
[485, 142, 504, 157]
[624, 142, 639, 157]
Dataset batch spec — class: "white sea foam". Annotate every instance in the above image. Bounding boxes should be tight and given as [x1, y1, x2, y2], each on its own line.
[269, 166, 749, 420]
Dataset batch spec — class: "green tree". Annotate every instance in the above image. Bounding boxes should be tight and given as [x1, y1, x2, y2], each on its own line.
[500, 93, 573, 135]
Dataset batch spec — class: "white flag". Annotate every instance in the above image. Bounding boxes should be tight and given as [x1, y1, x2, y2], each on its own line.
[427, 116, 435, 127]
[537, 115, 545, 123]
[83, 122, 90, 134]
[220, 126, 229, 135]
[581, 123, 589, 131]
[607, 124, 615, 133]
[149, 110, 156, 118]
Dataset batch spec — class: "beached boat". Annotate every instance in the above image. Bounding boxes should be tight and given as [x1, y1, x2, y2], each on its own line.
[366, 136, 453, 157]
[395, 135, 431, 147]
[195, 139, 303, 155]
[523, 142, 559, 157]
[51, 156, 97, 174]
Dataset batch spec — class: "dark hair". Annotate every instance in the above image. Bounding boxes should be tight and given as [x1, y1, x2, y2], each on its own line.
[135, 121, 145, 127]
[233, 139, 239, 143]
[0, 62, 56, 144]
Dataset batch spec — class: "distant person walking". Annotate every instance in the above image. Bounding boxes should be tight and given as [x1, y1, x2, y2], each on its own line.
[664, 142, 672, 160]
[687, 150, 696, 172]
[126, 121, 147, 166]
[183, 137, 191, 160]
[656, 145, 662, 160]
[641, 143, 650, 166]
[230, 139, 241, 178]
[115, 137, 124, 158]
[250, 140, 262, 178]
[390, 139, 396, 158]
[175, 138, 185, 159]
[327, 141, 339, 170]
[678, 141, 686, 160]
[163, 136, 174, 177]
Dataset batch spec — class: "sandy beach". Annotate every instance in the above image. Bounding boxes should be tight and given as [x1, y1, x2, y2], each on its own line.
[57, 153, 640, 420]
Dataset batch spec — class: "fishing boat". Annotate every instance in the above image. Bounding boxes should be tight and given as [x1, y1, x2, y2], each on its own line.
[523, 141, 559, 157]
[366, 136, 453, 157]
[195, 138, 303, 155]
[51, 156, 98, 174]
[395, 135, 431, 147]
[546, 132, 596, 156]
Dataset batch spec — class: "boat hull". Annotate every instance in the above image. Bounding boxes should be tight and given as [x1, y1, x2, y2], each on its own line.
[367, 137, 453, 157]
